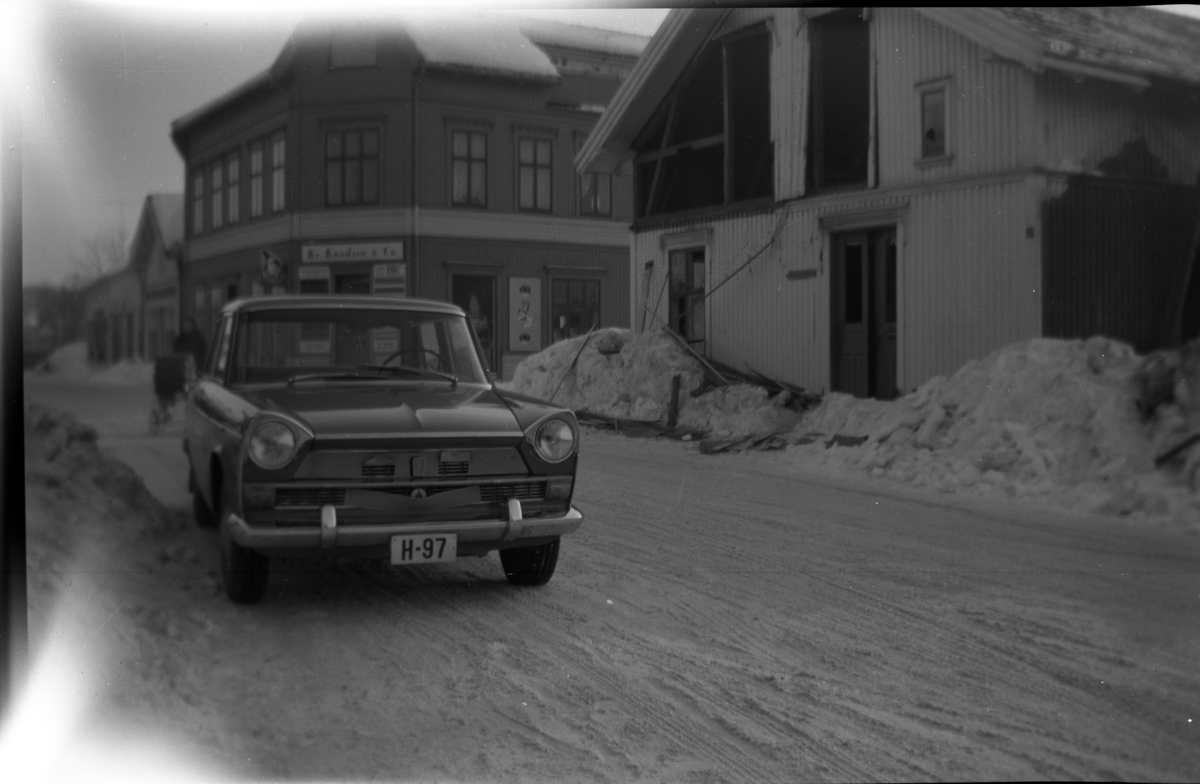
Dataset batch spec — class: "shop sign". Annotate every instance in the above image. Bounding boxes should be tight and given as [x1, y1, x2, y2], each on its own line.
[302, 243, 404, 263]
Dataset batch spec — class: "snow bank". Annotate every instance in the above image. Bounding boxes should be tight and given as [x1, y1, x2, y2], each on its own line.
[38, 341, 89, 379]
[784, 337, 1200, 525]
[508, 329, 801, 438]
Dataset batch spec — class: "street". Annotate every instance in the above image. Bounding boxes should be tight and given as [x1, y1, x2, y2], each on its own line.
[21, 371, 1200, 782]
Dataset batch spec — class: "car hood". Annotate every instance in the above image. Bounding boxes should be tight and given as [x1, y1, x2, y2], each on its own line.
[240, 383, 523, 438]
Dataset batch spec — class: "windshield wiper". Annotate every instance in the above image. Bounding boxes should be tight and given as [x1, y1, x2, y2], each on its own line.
[286, 371, 397, 386]
[357, 364, 458, 390]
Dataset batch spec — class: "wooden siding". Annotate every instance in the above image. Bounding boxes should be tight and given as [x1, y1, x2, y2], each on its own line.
[773, 9, 808, 201]
[874, 8, 1030, 188]
[1038, 72, 1200, 185]
[633, 177, 1041, 393]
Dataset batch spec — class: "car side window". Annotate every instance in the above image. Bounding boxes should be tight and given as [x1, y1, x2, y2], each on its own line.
[208, 316, 234, 381]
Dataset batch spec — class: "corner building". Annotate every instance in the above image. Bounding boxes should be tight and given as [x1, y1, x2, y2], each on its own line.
[171, 16, 646, 378]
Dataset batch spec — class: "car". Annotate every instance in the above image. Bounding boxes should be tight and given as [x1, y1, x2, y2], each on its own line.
[183, 295, 582, 604]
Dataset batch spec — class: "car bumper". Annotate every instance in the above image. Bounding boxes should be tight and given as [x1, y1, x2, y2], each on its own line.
[226, 500, 583, 551]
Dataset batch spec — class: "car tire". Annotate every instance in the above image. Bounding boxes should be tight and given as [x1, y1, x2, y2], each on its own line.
[192, 474, 217, 530]
[499, 537, 560, 586]
[218, 487, 269, 604]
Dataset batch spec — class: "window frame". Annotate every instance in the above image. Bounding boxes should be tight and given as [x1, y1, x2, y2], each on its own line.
[517, 136, 553, 213]
[450, 129, 488, 208]
[270, 131, 287, 213]
[915, 77, 953, 166]
[249, 141, 263, 218]
[324, 127, 381, 207]
[191, 168, 205, 235]
[549, 276, 602, 344]
[210, 160, 224, 230]
[226, 150, 240, 225]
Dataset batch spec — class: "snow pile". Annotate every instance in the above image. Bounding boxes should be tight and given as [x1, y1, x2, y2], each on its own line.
[25, 404, 167, 527]
[783, 337, 1200, 523]
[37, 341, 89, 379]
[509, 329, 801, 437]
[91, 360, 154, 386]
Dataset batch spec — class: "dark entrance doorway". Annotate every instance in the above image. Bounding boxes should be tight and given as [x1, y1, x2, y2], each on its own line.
[451, 274, 496, 370]
[832, 228, 897, 399]
[335, 273, 371, 295]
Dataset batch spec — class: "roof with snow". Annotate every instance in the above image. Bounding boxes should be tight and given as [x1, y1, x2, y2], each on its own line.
[577, 6, 1200, 174]
[172, 14, 647, 146]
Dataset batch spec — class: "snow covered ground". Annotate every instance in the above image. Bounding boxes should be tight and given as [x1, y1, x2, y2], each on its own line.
[508, 330, 1200, 532]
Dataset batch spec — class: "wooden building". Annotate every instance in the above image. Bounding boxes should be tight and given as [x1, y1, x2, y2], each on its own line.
[578, 7, 1200, 399]
[133, 193, 185, 360]
[170, 14, 646, 378]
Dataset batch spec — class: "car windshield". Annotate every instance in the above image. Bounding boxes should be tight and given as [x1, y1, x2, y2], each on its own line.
[227, 307, 488, 386]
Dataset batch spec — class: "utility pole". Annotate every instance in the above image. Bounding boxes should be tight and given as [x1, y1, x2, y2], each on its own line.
[1, 46, 29, 724]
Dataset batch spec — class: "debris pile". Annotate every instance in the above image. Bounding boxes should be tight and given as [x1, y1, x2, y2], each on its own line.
[507, 328, 821, 441]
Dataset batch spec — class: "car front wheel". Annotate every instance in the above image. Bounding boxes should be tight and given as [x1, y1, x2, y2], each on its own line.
[218, 488, 269, 604]
[499, 538, 560, 586]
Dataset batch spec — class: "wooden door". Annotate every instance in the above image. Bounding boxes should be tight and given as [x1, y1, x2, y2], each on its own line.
[832, 228, 897, 399]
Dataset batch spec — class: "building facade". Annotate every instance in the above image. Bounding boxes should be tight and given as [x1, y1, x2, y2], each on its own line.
[171, 16, 646, 378]
[132, 193, 185, 360]
[579, 7, 1200, 399]
[81, 266, 142, 365]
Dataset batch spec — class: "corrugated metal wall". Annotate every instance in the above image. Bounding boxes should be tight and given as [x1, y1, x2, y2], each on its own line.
[1043, 176, 1200, 352]
[874, 8, 1030, 187]
[633, 176, 1041, 393]
[1038, 73, 1200, 185]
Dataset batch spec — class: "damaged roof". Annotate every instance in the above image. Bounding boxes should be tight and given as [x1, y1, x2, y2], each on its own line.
[578, 6, 1200, 174]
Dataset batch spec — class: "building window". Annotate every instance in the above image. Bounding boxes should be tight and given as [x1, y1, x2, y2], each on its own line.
[550, 278, 600, 343]
[668, 247, 706, 348]
[271, 132, 286, 213]
[451, 130, 487, 207]
[518, 137, 552, 212]
[633, 25, 772, 218]
[210, 161, 224, 230]
[580, 171, 611, 216]
[807, 9, 870, 190]
[326, 128, 380, 206]
[249, 141, 263, 218]
[191, 168, 204, 234]
[226, 152, 240, 224]
[920, 86, 947, 159]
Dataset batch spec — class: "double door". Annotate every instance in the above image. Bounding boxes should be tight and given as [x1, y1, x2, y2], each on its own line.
[832, 228, 897, 400]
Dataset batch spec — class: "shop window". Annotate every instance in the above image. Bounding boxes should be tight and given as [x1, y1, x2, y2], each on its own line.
[518, 137, 552, 212]
[633, 25, 772, 218]
[550, 278, 600, 343]
[451, 130, 487, 207]
[271, 132, 286, 213]
[191, 168, 204, 234]
[226, 151, 240, 224]
[807, 9, 870, 190]
[920, 85, 947, 159]
[326, 128, 380, 206]
[210, 161, 223, 230]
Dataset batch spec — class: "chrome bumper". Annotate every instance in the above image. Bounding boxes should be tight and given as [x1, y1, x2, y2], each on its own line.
[226, 499, 583, 550]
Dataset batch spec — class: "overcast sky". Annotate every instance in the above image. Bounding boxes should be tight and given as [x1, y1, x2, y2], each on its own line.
[14, 1, 669, 287]
[13, 3, 1200, 288]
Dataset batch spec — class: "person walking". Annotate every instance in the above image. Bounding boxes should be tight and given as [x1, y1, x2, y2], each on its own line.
[173, 316, 208, 372]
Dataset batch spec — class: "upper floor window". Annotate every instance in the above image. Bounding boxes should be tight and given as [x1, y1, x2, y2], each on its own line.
[210, 161, 224, 230]
[191, 169, 204, 234]
[633, 25, 772, 218]
[326, 128, 380, 206]
[580, 171, 611, 216]
[271, 132, 286, 213]
[807, 9, 870, 190]
[226, 152, 240, 224]
[330, 30, 377, 68]
[518, 137, 552, 212]
[249, 141, 263, 218]
[451, 130, 487, 207]
[919, 83, 948, 160]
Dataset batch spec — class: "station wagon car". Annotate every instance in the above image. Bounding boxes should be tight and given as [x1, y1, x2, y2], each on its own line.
[184, 295, 582, 604]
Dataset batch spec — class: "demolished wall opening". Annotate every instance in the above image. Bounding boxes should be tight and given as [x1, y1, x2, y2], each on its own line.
[807, 8, 870, 192]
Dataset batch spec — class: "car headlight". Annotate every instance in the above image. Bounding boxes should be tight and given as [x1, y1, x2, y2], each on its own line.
[248, 421, 297, 469]
[533, 418, 576, 463]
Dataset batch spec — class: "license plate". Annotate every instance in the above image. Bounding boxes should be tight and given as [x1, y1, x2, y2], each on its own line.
[391, 534, 457, 565]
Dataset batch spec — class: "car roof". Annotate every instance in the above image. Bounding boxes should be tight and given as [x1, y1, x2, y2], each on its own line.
[220, 295, 466, 317]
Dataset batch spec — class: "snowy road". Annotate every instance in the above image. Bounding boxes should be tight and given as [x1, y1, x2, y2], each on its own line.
[22, 372, 1200, 781]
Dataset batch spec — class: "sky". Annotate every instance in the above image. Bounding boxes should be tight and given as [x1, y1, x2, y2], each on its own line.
[10, 3, 1200, 288]
[11, 1, 670, 287]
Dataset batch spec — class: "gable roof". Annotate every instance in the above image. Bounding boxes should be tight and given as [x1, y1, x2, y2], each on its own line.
[148, 193, 184, 251]
[577, 6, 1200, 174]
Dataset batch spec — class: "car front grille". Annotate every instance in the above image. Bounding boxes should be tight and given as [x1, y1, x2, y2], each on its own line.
[274, 481, 546, 508]
[438, 461, 470, 476]
[361, 465, 395, 479]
